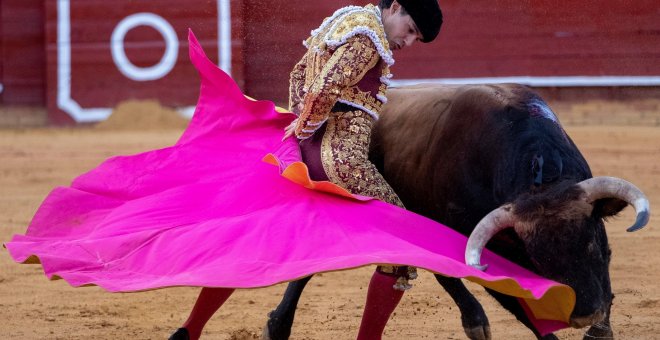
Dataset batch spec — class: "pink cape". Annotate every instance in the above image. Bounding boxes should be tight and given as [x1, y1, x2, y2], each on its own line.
[4, 31, 574, 335]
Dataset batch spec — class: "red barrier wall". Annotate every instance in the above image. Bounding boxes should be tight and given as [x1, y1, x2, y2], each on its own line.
[0, 1, 658, 124]
[243, 0, 660, 101]
[43, 0, 243, 123]
[0, 0, 46, 105]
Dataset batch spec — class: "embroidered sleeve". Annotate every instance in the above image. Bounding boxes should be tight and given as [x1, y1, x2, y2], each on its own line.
[288, 55, 307, 115]
[294, 34, 380, 139]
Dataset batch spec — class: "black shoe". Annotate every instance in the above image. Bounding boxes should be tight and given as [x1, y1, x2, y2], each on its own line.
[169, 328, 190, 340]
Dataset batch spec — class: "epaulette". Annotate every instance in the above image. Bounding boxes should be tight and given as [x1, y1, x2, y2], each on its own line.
[304, 5, 394, 66]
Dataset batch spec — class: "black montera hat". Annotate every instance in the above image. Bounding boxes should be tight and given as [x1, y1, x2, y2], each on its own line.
[397, 0, 443, 43]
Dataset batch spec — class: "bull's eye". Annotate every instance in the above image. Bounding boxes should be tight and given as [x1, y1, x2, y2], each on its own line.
[531, 155, 544, 187]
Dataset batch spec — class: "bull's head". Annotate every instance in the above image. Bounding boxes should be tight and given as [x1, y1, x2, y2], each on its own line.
[464, 177, 650, 328]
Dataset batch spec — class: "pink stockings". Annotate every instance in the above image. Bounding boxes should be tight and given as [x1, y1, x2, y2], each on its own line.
[180, 270, 403, 339]
[356, 271, 405, 340]
[182, 287, 234, 340]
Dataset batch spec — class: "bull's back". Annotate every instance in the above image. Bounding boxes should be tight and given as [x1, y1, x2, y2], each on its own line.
[378, 83, 528, 153]
[372, 83, 545, 222]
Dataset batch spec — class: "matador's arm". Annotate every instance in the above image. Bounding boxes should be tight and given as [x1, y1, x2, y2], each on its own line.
[294, 35, 380, 139]
[288, 56, 307, 115]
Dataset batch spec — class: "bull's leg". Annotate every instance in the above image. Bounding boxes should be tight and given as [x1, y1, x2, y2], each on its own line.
[434, 275, 491, 340]
[263, 275, 313, 340]
[484, 288, 559, 340]
[583, 301, 613, 339]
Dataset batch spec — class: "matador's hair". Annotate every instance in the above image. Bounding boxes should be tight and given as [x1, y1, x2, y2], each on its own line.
[379, 0, 443, 43]
[378, 0, 407, 13]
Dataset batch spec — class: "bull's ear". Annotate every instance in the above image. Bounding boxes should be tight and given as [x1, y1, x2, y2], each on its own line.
[593, 198, 628, 218]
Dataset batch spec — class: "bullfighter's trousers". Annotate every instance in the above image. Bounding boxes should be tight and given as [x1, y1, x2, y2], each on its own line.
[299, 103, 417, 290]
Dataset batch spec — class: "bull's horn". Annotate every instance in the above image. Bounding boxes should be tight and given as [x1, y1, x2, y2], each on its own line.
[465, 204, 517, 271]
[577, 176, 650, 232]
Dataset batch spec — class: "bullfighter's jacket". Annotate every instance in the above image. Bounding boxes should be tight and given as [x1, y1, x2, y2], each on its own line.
[289, 4, 394, 139]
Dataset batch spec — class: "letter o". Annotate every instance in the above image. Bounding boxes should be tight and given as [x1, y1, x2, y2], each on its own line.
[111, 13, 179, 81]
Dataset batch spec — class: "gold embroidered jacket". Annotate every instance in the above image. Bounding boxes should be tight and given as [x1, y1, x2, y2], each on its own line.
[289, 4, 394, 139]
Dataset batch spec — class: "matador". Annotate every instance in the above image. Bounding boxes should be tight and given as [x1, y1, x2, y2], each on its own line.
[282, 0, 443, 338]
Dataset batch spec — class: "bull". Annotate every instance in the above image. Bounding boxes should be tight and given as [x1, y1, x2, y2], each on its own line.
[264, 83, 650, 340]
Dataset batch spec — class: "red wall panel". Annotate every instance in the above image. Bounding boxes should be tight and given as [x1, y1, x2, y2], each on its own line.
[45, 0, 241, 124]
[243, 0, 660, 103]
[0, 2, 4, 104]
[242, 0, 370, 103]
[3, 1, 659, 123]
[0, 0, 46, 105]
[394, 0, 660, 79]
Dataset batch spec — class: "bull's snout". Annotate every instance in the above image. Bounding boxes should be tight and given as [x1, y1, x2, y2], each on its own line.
[569, 309, 606, 329]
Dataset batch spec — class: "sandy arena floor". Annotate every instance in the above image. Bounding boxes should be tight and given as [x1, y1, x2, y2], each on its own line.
[1, 104, 659, 339]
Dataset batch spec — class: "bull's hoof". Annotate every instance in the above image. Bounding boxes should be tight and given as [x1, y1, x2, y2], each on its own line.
[539, 334, 559, 340]
[583, 323, 614, 340]
[168, 328, 190, 340]
[263, 311, 292, 340]
[464, 325, 491, 340]
[460, 305, 491, 340]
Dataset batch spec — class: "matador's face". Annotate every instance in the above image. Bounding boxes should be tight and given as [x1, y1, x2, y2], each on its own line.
[381, 2, 423, 51]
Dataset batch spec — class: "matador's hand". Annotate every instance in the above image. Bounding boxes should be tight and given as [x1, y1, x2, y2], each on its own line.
[282, 118, 298, 141]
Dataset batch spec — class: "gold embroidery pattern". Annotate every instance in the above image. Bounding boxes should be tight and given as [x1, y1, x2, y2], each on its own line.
[339, 86, 385, 118]
[295, 34, 380, 139]
[288, 57, 307, 112]
[320, 109, 403, 208]
[378, 65, 391, 100]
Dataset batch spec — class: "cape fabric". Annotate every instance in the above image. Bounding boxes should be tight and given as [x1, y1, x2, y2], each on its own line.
[4, 30, 574, 336]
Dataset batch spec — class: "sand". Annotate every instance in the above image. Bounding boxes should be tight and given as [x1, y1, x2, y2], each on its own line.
[0, 102, 659, 339]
